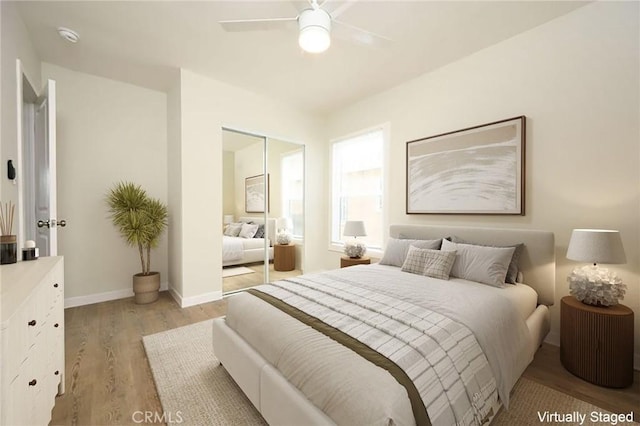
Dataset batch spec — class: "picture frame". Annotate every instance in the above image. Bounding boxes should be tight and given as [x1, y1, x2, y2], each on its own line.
[406, 116, 525, 215]
[245, 174, 269, 213]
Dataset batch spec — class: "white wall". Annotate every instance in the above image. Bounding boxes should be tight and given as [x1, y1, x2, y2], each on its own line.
[169, 69, 326, 306]
[326, 2, 640, 361]
[41, 63, 168, 304]
[222, 150, 235, 217]
[0, 1, 41, 235]
[234, 141, 264, 219]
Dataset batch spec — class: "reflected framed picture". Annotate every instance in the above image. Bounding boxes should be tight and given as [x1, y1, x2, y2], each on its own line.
[245, 174, 269, 213]
[406, 116, 525, 215]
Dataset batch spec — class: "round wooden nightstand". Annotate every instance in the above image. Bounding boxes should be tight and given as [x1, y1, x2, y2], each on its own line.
[340, 256, 371, 268]
[274, 244, 295, 272]
[560, 295, 634, 388]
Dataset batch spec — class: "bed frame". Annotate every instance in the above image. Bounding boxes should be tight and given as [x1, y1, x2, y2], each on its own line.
[213, 225, 556, 425]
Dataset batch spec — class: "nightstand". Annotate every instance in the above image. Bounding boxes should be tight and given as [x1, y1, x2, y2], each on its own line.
[560, 295, 634, 388]
[274, 244, 295, 272]
[340, 256, 371, 268]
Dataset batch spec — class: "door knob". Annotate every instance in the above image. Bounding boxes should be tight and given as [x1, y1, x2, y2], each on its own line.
[59, 219, 67, 227]
[37, 220, 50, 228]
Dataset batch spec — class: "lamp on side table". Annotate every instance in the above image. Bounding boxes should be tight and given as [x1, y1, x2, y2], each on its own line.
[561, 228, 633, 388]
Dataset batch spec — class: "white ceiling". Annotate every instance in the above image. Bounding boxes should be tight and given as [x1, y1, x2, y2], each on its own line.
[16, 1, 587, 114]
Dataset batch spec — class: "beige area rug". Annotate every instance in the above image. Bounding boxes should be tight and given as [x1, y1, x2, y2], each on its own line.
[222, 266, 255, 278]
[144, 320, 622, 426]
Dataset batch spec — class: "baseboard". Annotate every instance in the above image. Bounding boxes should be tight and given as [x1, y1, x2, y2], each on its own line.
[544, 331, 560, 347]
[64, 281, 169, 308]
[168, 287, 222, 308]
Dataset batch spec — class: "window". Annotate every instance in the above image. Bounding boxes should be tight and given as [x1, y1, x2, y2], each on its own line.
[281, 149, 304, 238]
[331, 129, 384, 250]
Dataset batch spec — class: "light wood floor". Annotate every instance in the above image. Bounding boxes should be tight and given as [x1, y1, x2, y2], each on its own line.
[223, 262, 302, 293]
[51, 293, 639, 425]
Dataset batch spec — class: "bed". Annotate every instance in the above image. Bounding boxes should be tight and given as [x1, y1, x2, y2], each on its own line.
[222, 217, 277, 267]
[212, 224, 555, 425]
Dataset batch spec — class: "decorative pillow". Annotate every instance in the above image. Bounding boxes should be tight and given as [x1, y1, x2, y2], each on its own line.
[253, 224, 265, 239]
[401, 246, 456, 280]
[423, 249, 457, 280]
[441, 239, 515, 288]
[379, 238, 442, 267]
[239, 223, 259, 239]
[450, 237, 524, 284]
[223, 222, 243, 237]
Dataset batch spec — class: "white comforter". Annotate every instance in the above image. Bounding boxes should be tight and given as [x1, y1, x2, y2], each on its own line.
[226, 264, 532, 425]
[222, 236, 244, 261]
[331, 265, 533, 407]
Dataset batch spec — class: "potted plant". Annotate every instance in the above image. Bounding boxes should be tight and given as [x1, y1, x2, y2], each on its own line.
[107, 182, 168, 304]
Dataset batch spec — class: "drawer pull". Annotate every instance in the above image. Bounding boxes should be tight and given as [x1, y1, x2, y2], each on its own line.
[54, 323, 59, 328]
[28, 320, 37, 326]
[54, 370, 59, 376]
[29, 379, 37, 386]
[54, 283, 59, 288]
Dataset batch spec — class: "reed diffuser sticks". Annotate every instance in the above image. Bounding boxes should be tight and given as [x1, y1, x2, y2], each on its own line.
[0, 201, 16, 236]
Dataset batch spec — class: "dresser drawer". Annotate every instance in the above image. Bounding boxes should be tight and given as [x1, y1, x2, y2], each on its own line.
[1, 256, 65, 426]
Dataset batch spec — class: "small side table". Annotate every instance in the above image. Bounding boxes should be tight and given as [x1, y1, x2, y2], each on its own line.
[560, 295, 634, 388]
[274, 244, 295, 272]
[340, 256, 371, 268]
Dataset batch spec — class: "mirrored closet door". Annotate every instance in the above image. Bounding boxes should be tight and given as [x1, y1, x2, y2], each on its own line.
[221, 128, 305, 294]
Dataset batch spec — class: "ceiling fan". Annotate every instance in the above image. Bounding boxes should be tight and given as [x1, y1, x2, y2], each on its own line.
[219, 0, 391, 54]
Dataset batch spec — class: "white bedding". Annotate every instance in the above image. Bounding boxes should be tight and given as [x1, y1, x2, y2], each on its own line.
[222, 236, 268, 262]
[497, 282, 538, 321]
[222, 236, 243, 262]
[225, 263, 534, 425]
[449, 278, 539, 321]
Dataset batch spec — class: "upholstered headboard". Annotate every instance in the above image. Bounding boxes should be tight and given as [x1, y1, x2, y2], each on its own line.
[389, 224, 556, 306]
[238, 216, 277, 246]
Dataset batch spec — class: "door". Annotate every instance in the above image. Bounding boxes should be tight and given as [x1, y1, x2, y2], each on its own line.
[34, 79, 58, 256]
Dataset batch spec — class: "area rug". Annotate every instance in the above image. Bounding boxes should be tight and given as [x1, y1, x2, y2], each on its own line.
[222, 266, 255, 278]
[143, 319, 620, 426]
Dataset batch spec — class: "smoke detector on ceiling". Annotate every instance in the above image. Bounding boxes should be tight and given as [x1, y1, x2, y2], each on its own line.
[57, 27, 80, 43]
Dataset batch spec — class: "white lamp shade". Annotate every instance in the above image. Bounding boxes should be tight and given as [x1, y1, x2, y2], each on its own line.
[278, 217, 293, 230]
[223, 215, 234, 224]
[298, 8, 331, 53]
[567, 229, 626, 264]
[343, 221, 367, 237]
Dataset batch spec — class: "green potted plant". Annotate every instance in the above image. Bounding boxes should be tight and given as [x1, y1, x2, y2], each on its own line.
[107, 182, 168, 304]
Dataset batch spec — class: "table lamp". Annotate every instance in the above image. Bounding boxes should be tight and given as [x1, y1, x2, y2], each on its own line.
[343, 220, 367, 258]
[277, 217, 293, 245]
[566, 229, 627, 306]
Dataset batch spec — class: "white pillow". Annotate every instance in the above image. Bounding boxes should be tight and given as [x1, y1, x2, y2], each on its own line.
[401, 246, 456, 280]
[441, 239, 515, 287]
[379, 238, 442, 267]
[224, 222, 243, 237]
[239, 223, 259, 239]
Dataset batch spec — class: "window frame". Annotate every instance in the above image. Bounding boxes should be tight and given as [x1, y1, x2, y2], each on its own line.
[328, 124, 389, 258]
[280, 148, 305, 240]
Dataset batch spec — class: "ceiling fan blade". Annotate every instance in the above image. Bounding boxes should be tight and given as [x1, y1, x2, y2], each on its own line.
[219, 17, 298, 32]
[333, 19, 392, 47]
[326, 1, 358, 19]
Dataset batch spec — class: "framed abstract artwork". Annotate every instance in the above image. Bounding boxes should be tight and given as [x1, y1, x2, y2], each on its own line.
[245, 174, 270, 213]
[406, 116, 525, 215]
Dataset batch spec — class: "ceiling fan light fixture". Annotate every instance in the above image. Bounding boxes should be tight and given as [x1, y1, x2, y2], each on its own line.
[298, 8, 331, 53]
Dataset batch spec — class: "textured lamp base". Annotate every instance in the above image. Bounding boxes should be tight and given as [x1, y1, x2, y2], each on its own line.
[560, 296, 633, 388]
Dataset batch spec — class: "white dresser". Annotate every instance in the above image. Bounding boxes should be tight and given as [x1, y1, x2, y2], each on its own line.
[1, 256, 65, 425]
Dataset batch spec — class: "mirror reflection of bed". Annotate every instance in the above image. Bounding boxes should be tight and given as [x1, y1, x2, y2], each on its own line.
[222, 217, 302, 293]
[222, 129, 305, 293]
